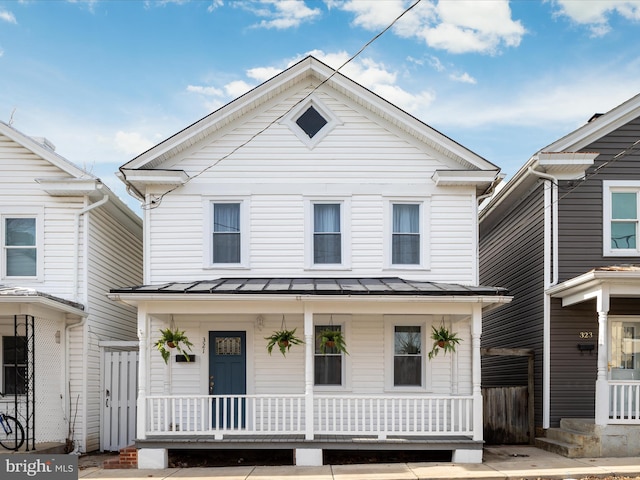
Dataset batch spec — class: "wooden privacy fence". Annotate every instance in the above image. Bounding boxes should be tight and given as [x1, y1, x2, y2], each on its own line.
[481, 348, 534, 445]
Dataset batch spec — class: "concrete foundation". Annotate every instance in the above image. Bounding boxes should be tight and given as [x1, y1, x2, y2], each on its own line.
[295, 448, 323, 466]
[452, 448, 483, 463]
[137, 448, 168, 469]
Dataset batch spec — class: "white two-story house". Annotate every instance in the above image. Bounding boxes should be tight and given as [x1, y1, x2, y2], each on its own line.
[0, 121, 142, 453]
[110, 56, 511, 467]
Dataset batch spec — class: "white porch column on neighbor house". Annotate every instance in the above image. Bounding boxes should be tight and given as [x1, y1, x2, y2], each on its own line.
[136, 305, 149, 440]
[471, 304, 483, 442]
[595, 288, 610, 426]
[304, 305, 314, 441]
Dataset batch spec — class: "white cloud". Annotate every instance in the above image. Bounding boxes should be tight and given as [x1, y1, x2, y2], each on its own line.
[243, 0, 322, 29]
[208, 0, 224, 12]
[114, 131, 155, 156]
[187, 85, 224, 97]
[0, 9, 17, 24]
[246, 66, 282, 82]
[449, 72, 476, 84]
[338, 0, 525, 55]
[224, 80, 254, 98]
[551, 0, 640, 37]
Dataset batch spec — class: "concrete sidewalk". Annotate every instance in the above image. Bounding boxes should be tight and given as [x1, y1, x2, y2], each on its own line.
[77, 446, 640, 480]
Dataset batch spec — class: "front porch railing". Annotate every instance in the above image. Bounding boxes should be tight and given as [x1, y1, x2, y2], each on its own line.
[609, 382, 640, 423]
[145, 394, 474, 438]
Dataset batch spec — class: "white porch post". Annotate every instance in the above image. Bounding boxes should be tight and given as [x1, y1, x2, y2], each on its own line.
[595, 288, 610, 426]
[304, 305, 314, 440]
[136, 304, 148, 440]
[471, 304, 483, 441]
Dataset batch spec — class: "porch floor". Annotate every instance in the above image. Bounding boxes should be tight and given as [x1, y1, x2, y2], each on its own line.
[136, 434, 481, 451]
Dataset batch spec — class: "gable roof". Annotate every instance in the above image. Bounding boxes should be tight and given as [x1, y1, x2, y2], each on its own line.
[119, 56, 499, 193]
[0, 121, 141, 226]
[480, 92, 640, 222]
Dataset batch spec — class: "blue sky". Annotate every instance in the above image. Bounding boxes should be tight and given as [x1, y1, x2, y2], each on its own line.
[1, 0, 640, 213]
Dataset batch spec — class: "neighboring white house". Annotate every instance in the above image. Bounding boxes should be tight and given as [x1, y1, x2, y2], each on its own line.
[0, 121, 142, 453]
[110, 56, 511, 467]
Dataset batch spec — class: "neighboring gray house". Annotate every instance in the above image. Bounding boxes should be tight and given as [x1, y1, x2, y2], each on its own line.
[110, 56, 511, 468]
[479, 93, 640, 457]
[0, 121, 142, 453]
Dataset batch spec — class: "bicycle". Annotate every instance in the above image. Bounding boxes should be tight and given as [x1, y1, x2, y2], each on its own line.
[0, 392, 25, 450]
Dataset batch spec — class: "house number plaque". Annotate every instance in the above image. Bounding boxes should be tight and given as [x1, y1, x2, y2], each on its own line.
[579, 331, 593, 339]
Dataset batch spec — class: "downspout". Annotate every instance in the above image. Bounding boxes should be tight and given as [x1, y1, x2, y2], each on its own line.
[527, 167, 559, 430]
[64, 189, 109, 452]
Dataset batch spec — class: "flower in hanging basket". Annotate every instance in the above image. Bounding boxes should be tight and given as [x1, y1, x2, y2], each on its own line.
[319, 329, 348, 355]
[154, 327, 194, 364]
[428, 325, 461, 359]
[265, 329, 304, 357]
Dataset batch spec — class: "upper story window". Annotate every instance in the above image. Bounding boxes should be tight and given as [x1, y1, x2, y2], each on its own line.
[3, 217, 37, 278]
[603, 181, 640, 256]
[281, 97, 341, 149]
[305, 198, 351, 269]
[314, 203, 341, 264]
[206, 199, 249, 268]
[392, 203, 420, 265]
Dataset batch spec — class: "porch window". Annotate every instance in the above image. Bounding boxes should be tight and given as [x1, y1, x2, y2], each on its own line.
[392, 204, 420, 265]
[2, 336, 27, 395]
[314, 203, 341, 264]
[603, 182, 640, 256]
[212, 203, 241, 264]
[314, 325, 342, 386]
[4, 217, 37, 277]
[394, 326, 422, 386]
[610, 320, 640, 380]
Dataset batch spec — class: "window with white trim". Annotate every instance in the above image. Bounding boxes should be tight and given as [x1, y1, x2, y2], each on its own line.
[281, 97, 341, 149]
[3, 216, 37, 278]
[207, 199, 248, 267]
[392, 204, 420, 265]
[603, 182, 640, 256]
[393, 325, 422, 386]
[314, 324, 343, 386]
[305, 198, 351, 269]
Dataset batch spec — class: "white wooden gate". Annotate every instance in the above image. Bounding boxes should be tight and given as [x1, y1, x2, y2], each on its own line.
[101, 349, 138, 451]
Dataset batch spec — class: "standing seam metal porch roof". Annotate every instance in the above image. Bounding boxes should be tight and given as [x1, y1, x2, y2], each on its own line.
[110, 277, 508, 296]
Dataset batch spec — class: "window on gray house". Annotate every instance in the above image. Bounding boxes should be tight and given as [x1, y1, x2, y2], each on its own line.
[5, 218, 37, 277]
[314, 325, 342, 386]
[2, 336, 27, 395]
[394, 326, 422, 386]
[314, 204, 341, 264]
[296, 106, 328, 139]
[392, 204, 420, 265]
[611, 192, 638, 249]
[212, 203, 241, 263]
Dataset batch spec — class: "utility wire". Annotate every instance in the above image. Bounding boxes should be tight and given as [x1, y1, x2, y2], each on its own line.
[143, 0, 423, 209]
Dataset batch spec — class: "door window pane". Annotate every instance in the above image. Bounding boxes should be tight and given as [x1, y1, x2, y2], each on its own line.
[314, 204, 341, 264]
[611, 321, 640, 380]
[394, 326, 422, 386]
[213, 203, 241, 263]
[392, 204, 419, 265]
[5, 218, 37, 276]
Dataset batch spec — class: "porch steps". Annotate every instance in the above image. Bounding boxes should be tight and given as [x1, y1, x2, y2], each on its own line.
[103, 445, 138, 469]
[535, 418, 600, 458]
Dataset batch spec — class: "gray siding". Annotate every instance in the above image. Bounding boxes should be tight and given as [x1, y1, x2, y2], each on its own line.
[549, 298, 597, 426]
[558, 116, 640, 281]
[479, 183, 545, 425]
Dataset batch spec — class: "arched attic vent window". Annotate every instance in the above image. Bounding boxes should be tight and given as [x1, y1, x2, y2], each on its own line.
[281, 97, 341, 149]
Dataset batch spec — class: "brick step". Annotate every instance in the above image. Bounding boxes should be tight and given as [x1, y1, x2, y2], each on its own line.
[103, 445, 137, 469]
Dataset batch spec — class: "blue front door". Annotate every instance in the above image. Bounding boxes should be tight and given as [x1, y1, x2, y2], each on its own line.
[209, 331, 246, 428]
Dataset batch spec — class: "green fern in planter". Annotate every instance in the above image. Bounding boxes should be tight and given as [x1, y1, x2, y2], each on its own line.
[428, 325, 461, 360]
[154, 327, 194, 364]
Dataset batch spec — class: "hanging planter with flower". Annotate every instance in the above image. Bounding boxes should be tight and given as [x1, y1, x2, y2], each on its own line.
[154, 327, 194, 364]
[428, 325, 461, 359]
[266, 316, 304, 357]
[319, 329, 348, 355]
